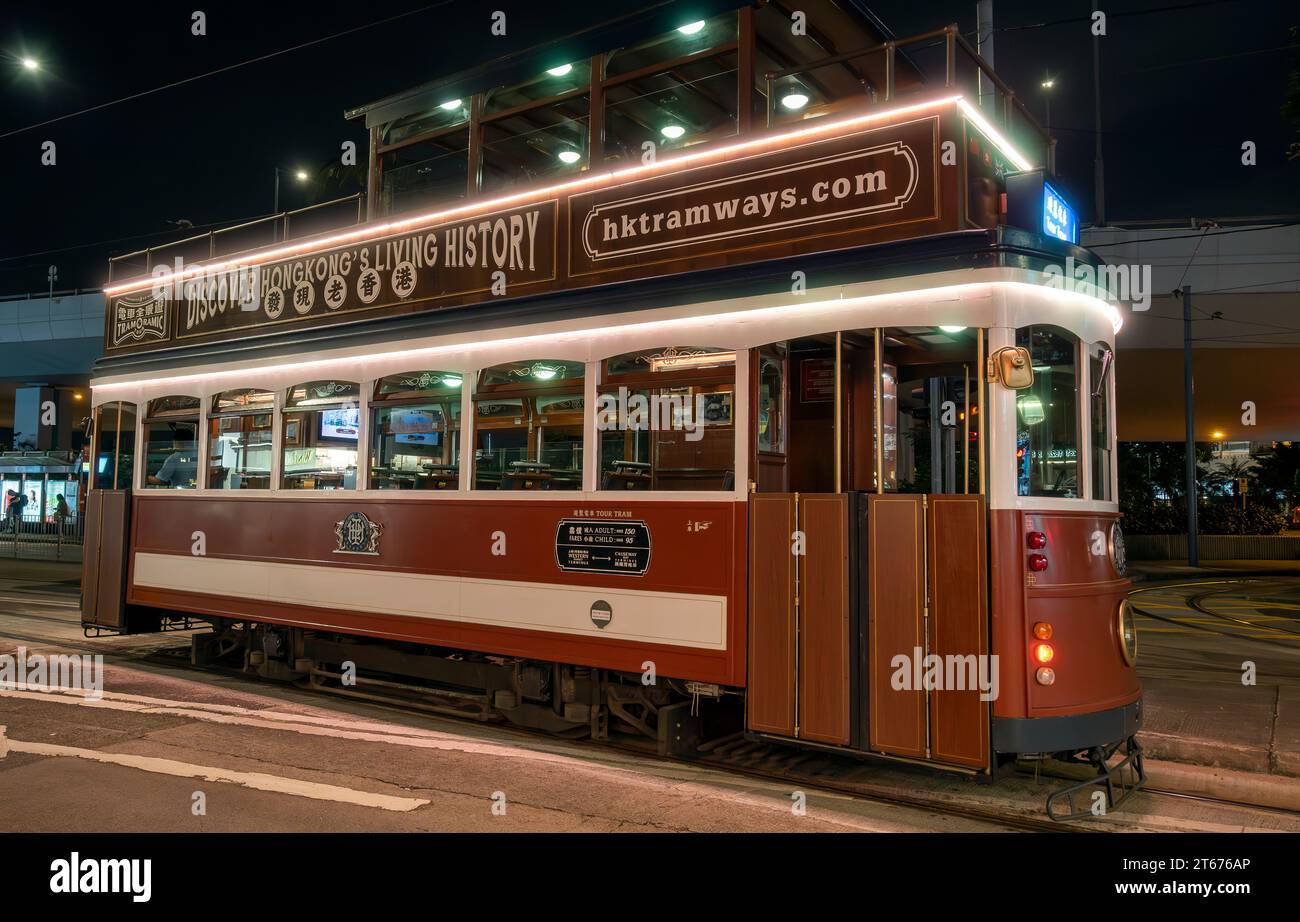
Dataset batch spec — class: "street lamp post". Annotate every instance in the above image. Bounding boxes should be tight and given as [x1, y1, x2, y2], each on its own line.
[272, 167, 310, 214]
[1040, 77, 1055, 135]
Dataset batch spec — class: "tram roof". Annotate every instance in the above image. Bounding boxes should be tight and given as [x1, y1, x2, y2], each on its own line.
[343, 1, 914, 130]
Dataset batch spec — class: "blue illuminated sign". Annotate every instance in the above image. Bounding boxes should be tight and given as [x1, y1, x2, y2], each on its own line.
[1042, 183, 1078, 244]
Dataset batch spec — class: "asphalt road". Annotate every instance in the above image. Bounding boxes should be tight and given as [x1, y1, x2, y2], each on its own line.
[2, 561, 1298, 833]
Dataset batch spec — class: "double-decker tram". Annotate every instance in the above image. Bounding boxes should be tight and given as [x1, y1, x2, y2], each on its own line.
[82, 3, 1140, 818]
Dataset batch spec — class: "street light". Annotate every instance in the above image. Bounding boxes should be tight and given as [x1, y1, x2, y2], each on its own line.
[273, 166, 310, 214]
[1040, 76, 1056, 134]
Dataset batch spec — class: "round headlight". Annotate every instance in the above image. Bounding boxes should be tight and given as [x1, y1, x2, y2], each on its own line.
[1117, 599, 1138, 666]
[1109, 520, 1128, 577]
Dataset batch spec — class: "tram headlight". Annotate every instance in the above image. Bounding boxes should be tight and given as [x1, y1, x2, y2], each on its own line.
[1117, 599, 1138, 666]
[1109, 521, 1128, 577]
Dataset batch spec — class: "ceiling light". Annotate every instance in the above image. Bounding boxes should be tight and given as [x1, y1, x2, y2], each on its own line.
[441, 375, 462, 388]
[557, 150, 582, 164]
[939, 325, 967, 333]
[21, 57, 40, 71]
[547, 64, 573, 77]
[660, 124, 685, 140]
[532, 365, 558, 381]
[678, 21, 705, 35]
[439, 99, 462, 111]
[780, 93, 810, 111]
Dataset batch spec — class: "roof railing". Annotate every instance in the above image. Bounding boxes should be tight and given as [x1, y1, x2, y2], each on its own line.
[106, 193, 365, 285]
[764, 23, 1055, 174]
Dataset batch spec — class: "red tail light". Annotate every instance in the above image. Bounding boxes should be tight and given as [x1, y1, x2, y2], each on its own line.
[1028, 553, 1049, 572]
[1026, 531, 1047, 549]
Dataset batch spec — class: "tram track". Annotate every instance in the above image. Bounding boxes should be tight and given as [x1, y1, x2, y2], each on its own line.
[1129, 578, 1300, 649]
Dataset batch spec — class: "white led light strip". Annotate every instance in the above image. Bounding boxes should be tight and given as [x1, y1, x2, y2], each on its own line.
[104, 94, 1038, 297]
[92, 280, 1120, 392]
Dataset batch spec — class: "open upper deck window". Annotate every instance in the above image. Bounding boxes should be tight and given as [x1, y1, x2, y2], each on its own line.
[598, 346, 736, 491]
[378, 100, 471, 216]
[208, 389, 274, 490]
[143, 396, 200, 490]
[602, 13, 738, 163]
[370, 371, 463, 490]
[473, 360, 584, 491]
[282, 381, 361, 491]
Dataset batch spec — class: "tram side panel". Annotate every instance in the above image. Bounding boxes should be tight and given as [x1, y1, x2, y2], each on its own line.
[122, 494, 748, 687]
[989, 508, 1139, 753]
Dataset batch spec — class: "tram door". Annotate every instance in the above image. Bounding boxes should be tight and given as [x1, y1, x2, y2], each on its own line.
[748, 331, 989, 770]
[867, 328, 988, 769]
[82, 402, 136, 630]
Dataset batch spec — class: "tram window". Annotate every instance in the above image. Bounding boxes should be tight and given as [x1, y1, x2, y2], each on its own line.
[480, 62, 591, 192]
[378, 126, 470, 216]
[282, 381, 361, 491]
[757, 354, 784, 454]
[142, 396, 200, 490]
[598, 347, 736, 491]
[754, 2, 916, 128]
[92, 401, 137, 490]
[1090, 343, 1114, 502]
[880, 328, 981, 494]
[1015, 326, 1080, 498]
[370, 372, 463, 490]
[602, 13, 738, 164]
[208, 389, 274, 490]
[473, 360, 584, 490]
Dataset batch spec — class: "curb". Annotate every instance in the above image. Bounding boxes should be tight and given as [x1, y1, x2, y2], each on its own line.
[1143, 757, 1300, 813]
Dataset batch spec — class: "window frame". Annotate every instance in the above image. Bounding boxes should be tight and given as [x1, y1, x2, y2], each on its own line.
[368, 372, 465, 491]
[472, 360, 587, 491]
[206, 389, 275, 491]
[140, 395, 202, 491]
[280, 381, 364, 492]
[597, 346, 738, 492]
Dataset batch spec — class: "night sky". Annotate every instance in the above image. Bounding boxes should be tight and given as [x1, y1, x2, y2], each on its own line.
[3, 0, 1297, 294]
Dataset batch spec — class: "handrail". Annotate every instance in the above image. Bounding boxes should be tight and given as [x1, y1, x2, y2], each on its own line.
[108, 193, 365, 285]
[763, 22, 1052, 166]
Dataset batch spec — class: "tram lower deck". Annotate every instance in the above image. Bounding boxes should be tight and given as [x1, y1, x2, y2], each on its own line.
[83, 257, 1140, 795]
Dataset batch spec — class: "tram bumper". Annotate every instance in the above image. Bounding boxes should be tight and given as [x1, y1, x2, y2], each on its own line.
[992, 697, 1142, 755]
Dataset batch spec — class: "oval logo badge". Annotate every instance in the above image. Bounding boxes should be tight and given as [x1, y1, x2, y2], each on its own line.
[590, 600, 613, 629]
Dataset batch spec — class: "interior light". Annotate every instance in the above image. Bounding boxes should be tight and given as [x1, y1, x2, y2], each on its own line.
[21, 57, 40, 71]
[547, 64, 573, 77]
[440, 375, 462, 388]
[939, 325, 967, 333]
[678, 21, 706, 35]
[532, 365, 558, 380]
[780, 92, 810, 111]
[660, 124, 686, 140]
[439, 99, 462, 111]
[557, 150, 582, 164]
[1017, 394, 1045, 426]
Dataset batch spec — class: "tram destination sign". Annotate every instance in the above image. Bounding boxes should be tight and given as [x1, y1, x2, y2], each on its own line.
[106, 113, 950, 352]
[555, 518, 652, 577]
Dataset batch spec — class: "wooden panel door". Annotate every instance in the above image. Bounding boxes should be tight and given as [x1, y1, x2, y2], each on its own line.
[867, 494, 926, 758]
[747, 494, 797, 736]
[82, 490, 130, 630]
[798, 494, 849, 744]
[927, 495, 990, 768]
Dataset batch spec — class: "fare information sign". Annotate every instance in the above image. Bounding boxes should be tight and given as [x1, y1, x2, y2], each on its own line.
[554, 518, 652, 577]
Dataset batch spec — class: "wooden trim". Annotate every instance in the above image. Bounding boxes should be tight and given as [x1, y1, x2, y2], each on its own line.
[479, 85, 590, 125]
[737, 5, 755, 136]
[375, 119, 472, 157]
[600, 41, 739, 90]
[366, 127, 380, 221]
[588, 54, 606, 168]
[467, 94, 484, 198]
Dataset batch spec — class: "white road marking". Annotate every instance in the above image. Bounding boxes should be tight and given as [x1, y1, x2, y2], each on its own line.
[0, 685, 921, 831]
[0, 723, 427, 812]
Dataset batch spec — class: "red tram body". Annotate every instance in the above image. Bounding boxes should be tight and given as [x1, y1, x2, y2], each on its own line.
[81, 4, 1141, 815]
